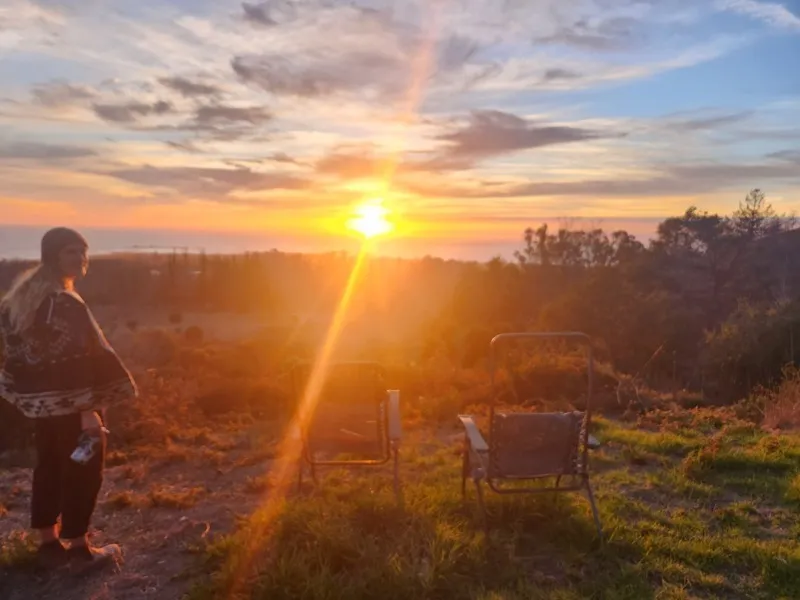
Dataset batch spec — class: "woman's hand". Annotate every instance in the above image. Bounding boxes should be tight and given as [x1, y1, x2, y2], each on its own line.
[80, 410, 103, 433]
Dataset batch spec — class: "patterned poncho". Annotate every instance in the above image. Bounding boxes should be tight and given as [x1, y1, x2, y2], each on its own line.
[0, 291, 137, 418]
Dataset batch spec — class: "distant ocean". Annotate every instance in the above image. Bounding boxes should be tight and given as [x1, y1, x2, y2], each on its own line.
[0, 225, 522, 262]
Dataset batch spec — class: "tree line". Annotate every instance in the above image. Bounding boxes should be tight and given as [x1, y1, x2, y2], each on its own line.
[1, 189, 797, 400]
[440, 189, 800, 398]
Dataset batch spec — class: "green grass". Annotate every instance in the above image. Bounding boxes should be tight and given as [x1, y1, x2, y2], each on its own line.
[0, 532, 37, 571]
[188, 412, 800, 600]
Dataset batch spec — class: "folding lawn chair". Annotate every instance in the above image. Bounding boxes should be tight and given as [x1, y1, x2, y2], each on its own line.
[458, 332, 602, 537]
[292, 361, 402, 501]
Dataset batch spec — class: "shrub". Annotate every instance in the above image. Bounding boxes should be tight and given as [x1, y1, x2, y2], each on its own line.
[130, 329, 177, 368]
[742, 366, 800, 430]
[193, 380, 288, 418]
[184, 325, 204, 345]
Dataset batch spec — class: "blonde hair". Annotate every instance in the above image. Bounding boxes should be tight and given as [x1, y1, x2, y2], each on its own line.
[0, 265, 67, 334]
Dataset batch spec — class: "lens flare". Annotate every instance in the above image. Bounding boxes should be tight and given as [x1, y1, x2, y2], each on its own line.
[347, 201, 394, 238]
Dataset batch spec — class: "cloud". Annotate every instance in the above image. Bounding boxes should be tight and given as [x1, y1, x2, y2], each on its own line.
[434, 110, 606, 162]
[267, 152, 302, 165]
[30, 80, 95, 107]
[172, 103, 273, 142]
[313, 144, 474, 179]
[232, 3, 486, 99]
[93, 100, 172, 123]
[194, 104, 271, 125]
[315, 148, 387, 178]
[158, 76, 222, 97]
[103, 165, 308, 197]
[241, 0, 298, 26]
[542, 68, 582, 82]
[404, 158, 800, 200]
[668, 110, 754, 131]
[536, 16, 643, 51]
[312, 109, 610, 178]
[165, 140, 204, 153]
[717, 0, 800, 31]
[0, 141, 96, 160]
[435, 34, 480, 73]
[768, 149, 800, 162]
[231, 52, 406, 98]
[115, 102, 273, 143]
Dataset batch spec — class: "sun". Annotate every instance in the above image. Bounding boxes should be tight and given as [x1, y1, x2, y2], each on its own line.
[346, 200, 394, 239]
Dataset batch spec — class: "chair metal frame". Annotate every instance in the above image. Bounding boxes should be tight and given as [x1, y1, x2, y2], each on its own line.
[459, 332, 602, 537]
[292, 361, 402, 501]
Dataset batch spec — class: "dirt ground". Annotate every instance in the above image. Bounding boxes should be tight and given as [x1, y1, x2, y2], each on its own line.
[0, 427, 275, 600]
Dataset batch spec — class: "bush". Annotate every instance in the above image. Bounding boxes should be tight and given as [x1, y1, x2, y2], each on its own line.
[130, 329, 177, 368]
[740, 366, 800, 430]
[184, 325, 204, 345]
[193, 379, 290, 418]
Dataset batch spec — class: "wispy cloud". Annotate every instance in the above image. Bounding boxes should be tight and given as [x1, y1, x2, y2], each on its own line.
[158, 76, 222, 97]
[93, 100, 173, 123]
[665, 110, 755, 132]
[0, 141, 96, 160]
[434, 110, 609, 162]
[103, 165, 309, 197]
[717, 0, 800, 31]
[30, 80, 95, 108]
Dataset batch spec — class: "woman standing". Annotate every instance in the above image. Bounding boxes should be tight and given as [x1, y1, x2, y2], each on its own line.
[0, 227, 137, 571]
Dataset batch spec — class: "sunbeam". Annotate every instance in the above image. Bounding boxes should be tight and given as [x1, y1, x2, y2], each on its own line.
[225, 245, 370, 598]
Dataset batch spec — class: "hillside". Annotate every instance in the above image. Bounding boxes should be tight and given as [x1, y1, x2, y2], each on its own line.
[3, 321, 800, 599]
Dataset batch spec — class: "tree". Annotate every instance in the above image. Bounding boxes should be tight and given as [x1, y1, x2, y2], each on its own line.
[514, 225, 549, 266]
[730, 188, 780, 241]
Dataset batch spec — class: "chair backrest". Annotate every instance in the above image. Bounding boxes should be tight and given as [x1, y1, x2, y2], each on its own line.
[293, 362, 388, 458]
[488, 411, 583, 479]
[488, 332, 594, 477]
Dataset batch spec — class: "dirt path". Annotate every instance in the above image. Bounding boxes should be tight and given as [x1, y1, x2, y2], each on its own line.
[0, 430, 276, 600]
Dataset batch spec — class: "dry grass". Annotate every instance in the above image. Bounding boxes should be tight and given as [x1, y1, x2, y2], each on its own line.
[243, 474, 271, 494]
[106, 490, 147, 509]
[762, 368, 800, 430]
[148, 486, 205, 509]
[106, 450, 129, 466]
[119, 463, 148, 484]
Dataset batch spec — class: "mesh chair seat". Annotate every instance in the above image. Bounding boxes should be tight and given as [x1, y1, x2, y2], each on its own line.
[292, 362, 402, 502]
[307, 401, 386, 458]
[489, 412, 583, 479]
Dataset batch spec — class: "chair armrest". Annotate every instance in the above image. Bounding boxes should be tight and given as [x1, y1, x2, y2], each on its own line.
[457, 415, 489, 453]
[387, 390, 402, 441]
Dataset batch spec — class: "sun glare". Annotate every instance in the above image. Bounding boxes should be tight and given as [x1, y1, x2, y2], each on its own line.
[347, 200, 394, 239]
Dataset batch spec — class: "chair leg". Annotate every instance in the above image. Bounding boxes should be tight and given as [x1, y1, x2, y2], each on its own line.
[297, 459, 304, 491]
[552, 474, 562, 504]
[392, 444, 402, 505]
[584, 478, 602, 540]
[474, 478, 487, 520]
[461, 440, 470, 500]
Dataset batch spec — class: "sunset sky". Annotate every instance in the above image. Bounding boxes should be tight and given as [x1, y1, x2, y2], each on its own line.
[1, 0, 799, 254]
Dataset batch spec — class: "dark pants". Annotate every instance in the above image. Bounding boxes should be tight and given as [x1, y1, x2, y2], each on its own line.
[31, 413, 105, 540]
